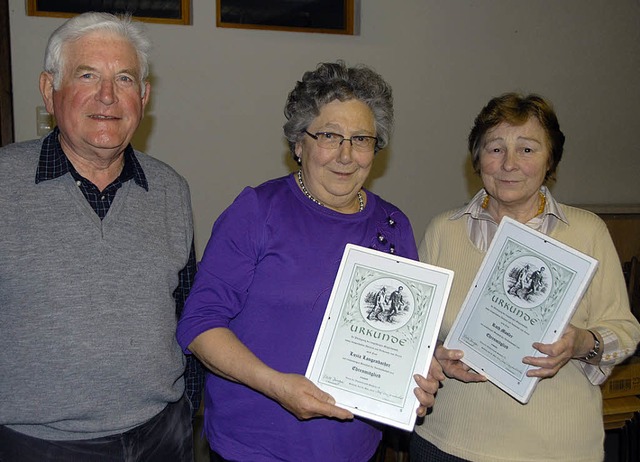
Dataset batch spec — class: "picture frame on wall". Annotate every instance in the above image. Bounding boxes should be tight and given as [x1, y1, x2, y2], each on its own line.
[27, 0, 191, 25]
[217, 0, 356, 35]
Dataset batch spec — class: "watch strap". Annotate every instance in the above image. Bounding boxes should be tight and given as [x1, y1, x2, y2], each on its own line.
[583, 329, 600, 360]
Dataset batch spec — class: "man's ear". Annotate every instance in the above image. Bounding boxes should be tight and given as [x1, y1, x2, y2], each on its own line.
[39, 72, 56, 116]
[141, 81, 151, 110]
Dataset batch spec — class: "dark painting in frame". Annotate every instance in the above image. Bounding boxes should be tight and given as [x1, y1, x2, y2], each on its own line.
[27, 0, 191, 25]
[217, 0, 356, 35]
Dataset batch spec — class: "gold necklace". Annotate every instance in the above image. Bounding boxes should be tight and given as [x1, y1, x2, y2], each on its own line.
[481, 191, 546, 216]
[297, 170, 364, 212]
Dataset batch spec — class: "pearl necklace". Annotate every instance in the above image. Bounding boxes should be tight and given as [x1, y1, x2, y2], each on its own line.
[297, 170, 364, 212]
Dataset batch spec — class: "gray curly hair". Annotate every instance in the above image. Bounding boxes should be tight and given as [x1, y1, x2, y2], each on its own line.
[283, 61, 394, 161]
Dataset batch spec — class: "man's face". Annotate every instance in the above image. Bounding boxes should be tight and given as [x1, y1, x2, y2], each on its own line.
[41, 31, 150, 161]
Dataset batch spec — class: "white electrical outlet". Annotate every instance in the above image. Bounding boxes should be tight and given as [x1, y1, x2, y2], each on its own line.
[36, 106, 54, 136]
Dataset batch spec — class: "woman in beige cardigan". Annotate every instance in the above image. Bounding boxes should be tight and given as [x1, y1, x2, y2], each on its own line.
[411, 93, 640, 462]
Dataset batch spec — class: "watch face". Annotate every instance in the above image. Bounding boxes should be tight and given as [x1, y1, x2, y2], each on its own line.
[585, 331, 600, 359]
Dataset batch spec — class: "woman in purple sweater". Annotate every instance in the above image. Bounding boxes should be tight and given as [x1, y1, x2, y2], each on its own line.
[177, 62, 442, 461]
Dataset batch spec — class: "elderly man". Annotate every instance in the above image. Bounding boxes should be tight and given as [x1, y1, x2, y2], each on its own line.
[0, 12, 202, 462]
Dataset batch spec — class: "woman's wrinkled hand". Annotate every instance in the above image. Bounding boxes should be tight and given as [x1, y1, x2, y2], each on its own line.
[435, 344, 487, 383]
[268, 373, 354, 421]
[413, 357, 445, 416]
[523, 324, 582, 379]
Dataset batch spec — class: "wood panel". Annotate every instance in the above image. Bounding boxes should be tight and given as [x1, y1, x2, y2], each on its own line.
[0, 0, 14, 146]
[575, 205, 640, 264]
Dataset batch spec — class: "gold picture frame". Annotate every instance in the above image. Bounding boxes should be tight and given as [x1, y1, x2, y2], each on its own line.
[217, 0, 355, 35]
[27, 0, 191, 25]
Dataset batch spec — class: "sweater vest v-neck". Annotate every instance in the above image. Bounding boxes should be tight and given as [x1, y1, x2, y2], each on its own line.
[0, 140, 194, 440]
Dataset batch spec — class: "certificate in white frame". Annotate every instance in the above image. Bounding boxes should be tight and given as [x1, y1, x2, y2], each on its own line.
[305, 244, 453, 431]
[445, 216, 598, 404]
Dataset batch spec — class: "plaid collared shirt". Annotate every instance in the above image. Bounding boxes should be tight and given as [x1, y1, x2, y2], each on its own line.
[35, 128, 204, 415]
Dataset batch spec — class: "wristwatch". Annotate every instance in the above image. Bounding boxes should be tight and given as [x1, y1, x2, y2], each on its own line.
[584, 329, 601, 360]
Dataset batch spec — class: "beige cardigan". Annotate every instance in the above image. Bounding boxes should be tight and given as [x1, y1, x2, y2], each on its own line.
[414, 204, 640, 462]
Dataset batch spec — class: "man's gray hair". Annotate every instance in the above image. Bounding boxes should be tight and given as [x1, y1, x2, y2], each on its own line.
[44, 12, 151, 96]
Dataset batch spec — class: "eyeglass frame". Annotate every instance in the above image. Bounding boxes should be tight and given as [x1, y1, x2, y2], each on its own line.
[303, 130, 379, 152]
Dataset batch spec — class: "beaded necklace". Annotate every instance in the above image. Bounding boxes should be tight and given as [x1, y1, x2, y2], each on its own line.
[297, 170, 364, 212]
[481, 191, 546, 217]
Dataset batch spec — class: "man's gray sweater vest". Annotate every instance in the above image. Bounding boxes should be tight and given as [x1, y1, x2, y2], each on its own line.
[0, 139, 193, 440]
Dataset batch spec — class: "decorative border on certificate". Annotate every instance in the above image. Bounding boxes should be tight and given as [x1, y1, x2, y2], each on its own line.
[305, 244, 453, 431]
[444, 216, 598, 404]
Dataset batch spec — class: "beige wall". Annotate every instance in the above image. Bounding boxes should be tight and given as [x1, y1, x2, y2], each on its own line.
[8, 0, 640, 257]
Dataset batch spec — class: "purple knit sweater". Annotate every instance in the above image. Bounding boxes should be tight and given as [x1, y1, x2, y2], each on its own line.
[177, 174, 417, 461]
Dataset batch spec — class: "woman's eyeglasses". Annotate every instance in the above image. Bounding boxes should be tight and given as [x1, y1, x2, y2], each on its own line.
[304, 131, 378, 152]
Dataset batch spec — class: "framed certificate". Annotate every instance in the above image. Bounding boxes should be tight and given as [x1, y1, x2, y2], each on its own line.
[445, 216, 598, 404]
[306, 244, 453, 431]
